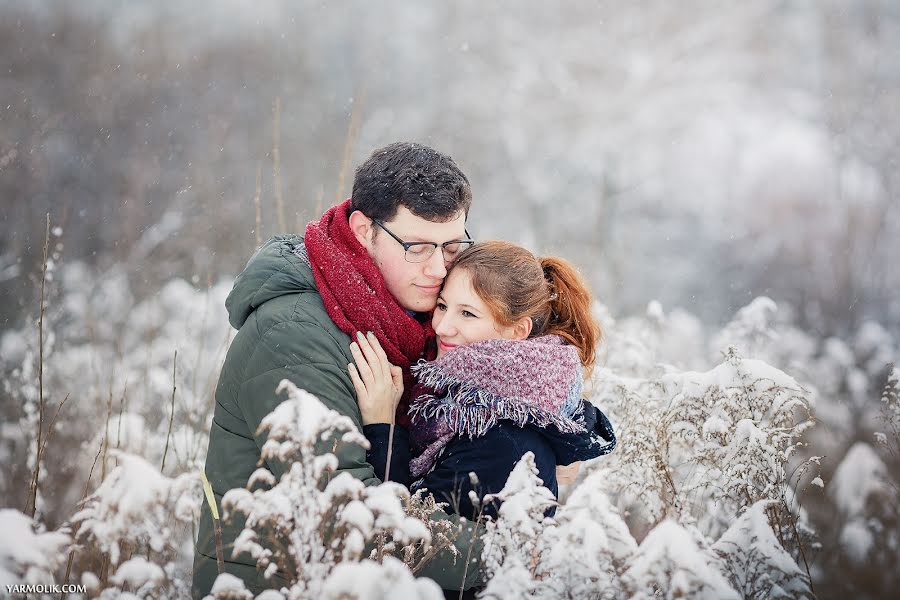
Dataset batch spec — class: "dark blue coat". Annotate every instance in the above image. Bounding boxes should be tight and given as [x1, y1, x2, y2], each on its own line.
[364, 401, 615, 521]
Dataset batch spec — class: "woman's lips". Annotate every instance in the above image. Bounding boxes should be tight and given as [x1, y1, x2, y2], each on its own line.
[438, 340, 458, 353]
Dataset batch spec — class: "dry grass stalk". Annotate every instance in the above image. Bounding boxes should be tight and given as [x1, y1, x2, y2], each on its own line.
[27, 213, 51, 518]
[334, 89, 365, 204]
[161, 349, 177, 473]
[101, 384, 113, 481]
[314, 184, 324, 222]
[254, 163, 263, 246]
[61, 437, 105, 598]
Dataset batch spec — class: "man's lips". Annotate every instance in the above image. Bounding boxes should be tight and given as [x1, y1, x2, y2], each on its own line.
[416, 283, 442, 293]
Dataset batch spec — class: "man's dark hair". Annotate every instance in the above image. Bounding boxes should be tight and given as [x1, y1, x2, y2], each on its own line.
[350, 142, 472, 223]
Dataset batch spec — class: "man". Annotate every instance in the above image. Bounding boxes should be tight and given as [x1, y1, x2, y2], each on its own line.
[193, 142, 481, 597]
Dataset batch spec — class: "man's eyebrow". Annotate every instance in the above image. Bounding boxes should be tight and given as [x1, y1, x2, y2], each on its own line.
[389, 228, 466, 244]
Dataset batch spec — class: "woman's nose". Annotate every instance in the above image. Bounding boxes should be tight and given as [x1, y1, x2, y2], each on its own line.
[434, 315, 455, 337]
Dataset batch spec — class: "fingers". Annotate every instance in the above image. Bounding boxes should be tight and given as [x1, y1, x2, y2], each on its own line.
[389, 365, 404, 404]
[349, 339, 377, 389]
[366, 331, 392, 369]
[354, 331, 386, 379]
[348, 363, 367, 400]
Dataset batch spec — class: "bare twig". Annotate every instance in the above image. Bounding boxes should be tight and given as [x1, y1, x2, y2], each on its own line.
[101, 384, 113, 480]
[61, 437, 104, 599]
[38, 393, 70, 460]
[115, 380, 128, 452]
[272, 96, 286, 232]
[783, 497, 816, 597]
[161, 350, 177, 473]
[27, 213, 51, 518]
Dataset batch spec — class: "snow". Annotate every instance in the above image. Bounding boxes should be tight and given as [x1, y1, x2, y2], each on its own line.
[209, 572, 253, 599]
[625, 520, 739, 600]
[0, 509, 70, 587]
[71, 451, 200, 566]
[320, 557, 443, 600]
[340, 500, 374, 536]
[713, 501, 810, 598]
[839, 519, 874, 565]
[485, 452, 556, 536]
[830, 442, 888, 518]
[666, 356, 802, 400]
[110, 557, 165, 589]
[267, 380, 368, 451]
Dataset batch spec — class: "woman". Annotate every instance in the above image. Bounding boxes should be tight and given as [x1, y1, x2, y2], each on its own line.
[348, 241, 616, 521]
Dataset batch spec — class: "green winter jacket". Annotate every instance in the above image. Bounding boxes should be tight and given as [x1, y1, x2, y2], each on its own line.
[192, 235, 482, 597]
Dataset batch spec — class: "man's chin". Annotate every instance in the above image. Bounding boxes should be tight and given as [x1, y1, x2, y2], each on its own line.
[404, 294, 438, 314]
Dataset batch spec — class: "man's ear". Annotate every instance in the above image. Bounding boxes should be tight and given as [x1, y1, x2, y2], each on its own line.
[511, 316, 533, 341]
[348, 210, 373, 249]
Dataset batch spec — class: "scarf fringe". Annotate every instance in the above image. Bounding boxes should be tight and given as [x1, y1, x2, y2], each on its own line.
[409, 363, 587, 439]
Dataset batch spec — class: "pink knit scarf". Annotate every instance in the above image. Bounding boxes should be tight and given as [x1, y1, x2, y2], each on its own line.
[407, 335, 585, 478]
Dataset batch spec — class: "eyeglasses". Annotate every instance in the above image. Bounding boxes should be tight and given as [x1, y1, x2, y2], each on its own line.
[372, 219, 474, 263]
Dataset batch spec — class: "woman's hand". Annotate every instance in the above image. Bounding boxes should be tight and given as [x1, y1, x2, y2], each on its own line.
[348, 331, 404, 425]
[556, 461, 582, 485]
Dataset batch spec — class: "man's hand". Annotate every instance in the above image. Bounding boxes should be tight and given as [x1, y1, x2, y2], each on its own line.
[348, 331, 403, 425]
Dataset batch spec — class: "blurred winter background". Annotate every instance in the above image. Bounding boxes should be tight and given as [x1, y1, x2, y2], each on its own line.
[1, 1, 898, 598]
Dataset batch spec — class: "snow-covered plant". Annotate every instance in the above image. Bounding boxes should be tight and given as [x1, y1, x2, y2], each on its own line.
[712, 500, 812, 599]
[876, 365, 899, 458]
[536, 471, 636, 599]
[220, 380, 450, 599]
[1, 263, 232, 539]
[479, 452, 556, 600]
[711, 296, 779, 362]
[825, 441, 899, 597]
[622, 520, 738, 600]
[664, 348, 814, 531]
[0, 509, 70, 588]
[69, 450, 202, 598]
[594, 344, 813, 539]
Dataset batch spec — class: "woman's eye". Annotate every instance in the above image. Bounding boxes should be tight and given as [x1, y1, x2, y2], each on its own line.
[462, 310, 477, 318]
[436, 302, 447, 312]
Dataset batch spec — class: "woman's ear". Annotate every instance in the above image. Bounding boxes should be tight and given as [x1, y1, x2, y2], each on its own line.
[348, 210, 373, 249]
[511, 316, 533, 340]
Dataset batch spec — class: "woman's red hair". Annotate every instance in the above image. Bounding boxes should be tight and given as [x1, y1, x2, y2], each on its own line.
[450, 241, 601, 371]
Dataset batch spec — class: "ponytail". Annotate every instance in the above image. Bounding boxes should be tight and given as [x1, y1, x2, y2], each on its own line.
[452, 241, 602, 372]
[540, 257, 602, 372]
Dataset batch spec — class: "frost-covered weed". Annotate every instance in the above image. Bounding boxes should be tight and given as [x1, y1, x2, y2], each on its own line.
[219, 380, 454, 599]
[479, 452, 556, 599]
[537, 471, 636, 599]
[591, 344, 813, 539]
[68, 451, 201, 598]
[713, 501, 813, 599]
[0, 509, 70, 588]
[0, 261, 232, 523]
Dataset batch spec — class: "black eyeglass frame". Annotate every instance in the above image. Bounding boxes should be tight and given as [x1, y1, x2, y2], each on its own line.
[371, 219, 474, 263]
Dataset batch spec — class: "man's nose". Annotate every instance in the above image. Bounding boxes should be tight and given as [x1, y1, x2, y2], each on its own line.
[423, 249, 448, 279]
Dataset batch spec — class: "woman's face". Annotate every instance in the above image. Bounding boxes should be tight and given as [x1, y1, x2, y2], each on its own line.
[432, 268, 521, 357]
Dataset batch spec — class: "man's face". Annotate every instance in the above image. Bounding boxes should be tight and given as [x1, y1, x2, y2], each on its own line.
[364, 206, 467, 312]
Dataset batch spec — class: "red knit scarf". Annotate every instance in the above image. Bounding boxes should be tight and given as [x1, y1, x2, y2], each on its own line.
[305, 199, 435, 426]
